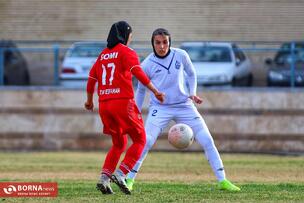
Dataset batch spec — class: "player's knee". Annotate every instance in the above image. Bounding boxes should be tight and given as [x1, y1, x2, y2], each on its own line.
[137, 138, 146, 150]
[202, 138, 215, 149]
[145, 125, 161, 149]
[113, 146, 127, 154]
[145, 135, 156, 149]
[112, 141, 128, 153]
[135, 131, 146, 145]
[196, 132, 215, 149]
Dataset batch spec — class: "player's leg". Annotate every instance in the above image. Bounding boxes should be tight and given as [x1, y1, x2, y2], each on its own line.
[102, 133, 128, 175]
[98, 133, 128, 194]
[189, 122, 240, 191]
[126, 105, 171, 190]
[109, 99, 153, 194]
[176, 104, 226, 180]
[126, 123, 162, 184]
[97, 100, 131, 194]
[113, 99, 147, 173]
[176, 104, 240, 191]
[191, 123, 227, 181]
[96, 102, 128, 194]
[98, 102, 128, 176]
[106, 133, 132, 194]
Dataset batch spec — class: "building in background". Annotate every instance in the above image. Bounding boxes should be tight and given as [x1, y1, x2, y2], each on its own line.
[0, 0, 303, 42]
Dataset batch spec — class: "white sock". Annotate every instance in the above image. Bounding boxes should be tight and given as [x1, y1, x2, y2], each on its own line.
[100, 173, 110, 183]
[115, 169, 125, 178]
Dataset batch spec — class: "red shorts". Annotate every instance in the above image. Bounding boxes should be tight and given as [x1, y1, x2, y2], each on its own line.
[99, 99, 145, 136]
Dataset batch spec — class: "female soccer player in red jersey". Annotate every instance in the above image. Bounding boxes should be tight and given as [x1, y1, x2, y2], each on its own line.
[84, 21, 164, 195]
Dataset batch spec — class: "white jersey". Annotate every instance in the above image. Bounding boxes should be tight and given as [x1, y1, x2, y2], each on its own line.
[129, 48, 225, 182]
[136, 47, 197, 109]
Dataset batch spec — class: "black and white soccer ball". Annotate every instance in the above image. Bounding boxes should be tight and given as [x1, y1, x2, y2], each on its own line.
[168, 123, 194, 149]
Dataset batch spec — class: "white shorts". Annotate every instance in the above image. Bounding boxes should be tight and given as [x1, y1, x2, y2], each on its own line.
[145, 102, 210, 137]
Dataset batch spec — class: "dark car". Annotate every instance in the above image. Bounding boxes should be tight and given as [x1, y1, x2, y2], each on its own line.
[265, 41, 304, 86]
[0, 40, 30, 85]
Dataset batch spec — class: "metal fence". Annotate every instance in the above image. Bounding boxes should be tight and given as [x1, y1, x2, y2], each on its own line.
[0, 40, 303, 87]
[0, 46, 60, 85]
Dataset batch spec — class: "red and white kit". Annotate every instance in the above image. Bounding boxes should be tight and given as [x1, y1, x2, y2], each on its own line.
[87, 43, 150, 175]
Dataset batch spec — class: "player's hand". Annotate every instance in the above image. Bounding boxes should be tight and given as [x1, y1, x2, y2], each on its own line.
[155, 92, 165, 103]
[84, 101, 94, 111]
[189, 95, 203, 104]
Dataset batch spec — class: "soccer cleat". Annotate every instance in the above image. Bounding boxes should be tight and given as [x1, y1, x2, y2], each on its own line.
[125, 178, 134, 191]
[96, 180, 114, 194]
[111, 172, 131, 195]
[218, 179, 241, 192]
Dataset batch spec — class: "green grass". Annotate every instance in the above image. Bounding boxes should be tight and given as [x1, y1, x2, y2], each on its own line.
[0, 152, 303, 202]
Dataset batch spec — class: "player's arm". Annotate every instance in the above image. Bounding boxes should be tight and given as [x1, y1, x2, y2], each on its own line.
[182, 50, 202, 104]
[85, 77, 97, 111]
[135, 79, 146, 111]
[125, 49, 164, 103]
[85, 58, 99, 111]
[146, 82, 165, 103]
[131, 65, 165, 104]
[134, 58, 150, 110]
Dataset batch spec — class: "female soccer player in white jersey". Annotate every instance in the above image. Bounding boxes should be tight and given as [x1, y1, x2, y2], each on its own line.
[126, 28, 240, 192]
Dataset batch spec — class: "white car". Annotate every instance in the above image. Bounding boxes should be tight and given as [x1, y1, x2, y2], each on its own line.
[60, 42, 106, 87]
[180, 42, 253, 86]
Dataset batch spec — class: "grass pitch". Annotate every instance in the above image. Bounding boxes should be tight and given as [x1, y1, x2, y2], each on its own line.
[0, 152, 303, 202]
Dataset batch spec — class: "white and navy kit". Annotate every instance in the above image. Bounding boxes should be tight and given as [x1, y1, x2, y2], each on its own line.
[128, 48, 226, 182]
[136, 48, 197, 108]
[136, 48, 203, 131]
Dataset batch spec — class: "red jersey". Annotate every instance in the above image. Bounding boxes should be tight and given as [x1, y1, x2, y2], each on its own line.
[89, 43, 145, 101]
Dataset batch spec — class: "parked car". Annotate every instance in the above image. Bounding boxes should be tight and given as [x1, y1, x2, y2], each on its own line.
[180, 42, 253, 86]
[265, 41, 304, 86]
[60, 42, 106, 87]
[0, 40, 30, 85]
